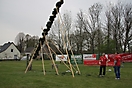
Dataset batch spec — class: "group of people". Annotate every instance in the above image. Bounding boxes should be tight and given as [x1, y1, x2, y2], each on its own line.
[98, 52, 122, 80]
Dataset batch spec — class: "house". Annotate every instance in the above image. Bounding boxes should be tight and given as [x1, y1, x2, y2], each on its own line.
[25, 47, 34, 55]
[21, 47, 34, 60]
[23, 46, 50, 60]
[0, 42, 20, 60]
[23, 44, 59, 60]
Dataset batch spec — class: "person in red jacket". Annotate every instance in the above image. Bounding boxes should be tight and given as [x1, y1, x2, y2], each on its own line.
[98, 53, 109, 77]
[114, 52, 122, 79]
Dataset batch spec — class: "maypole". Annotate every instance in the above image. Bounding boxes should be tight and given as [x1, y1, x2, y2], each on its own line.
[34, 0, 64, 60]
[25, 0, 64, 73]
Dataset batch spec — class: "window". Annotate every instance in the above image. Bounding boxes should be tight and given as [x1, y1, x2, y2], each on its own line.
[11, 49, 13, 52]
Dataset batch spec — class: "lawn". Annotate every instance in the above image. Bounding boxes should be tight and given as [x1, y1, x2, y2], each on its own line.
[0, 60, 132, 88]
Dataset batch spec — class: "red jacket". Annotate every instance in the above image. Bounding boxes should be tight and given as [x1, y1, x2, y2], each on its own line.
[114, 54, 122, 66]
[99, 55, 107, 66]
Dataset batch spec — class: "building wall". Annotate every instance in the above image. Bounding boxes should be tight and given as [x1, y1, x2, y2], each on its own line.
[0, 44, 20, 60]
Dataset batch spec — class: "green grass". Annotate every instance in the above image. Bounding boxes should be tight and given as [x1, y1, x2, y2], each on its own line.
[0, 60, 132, 88]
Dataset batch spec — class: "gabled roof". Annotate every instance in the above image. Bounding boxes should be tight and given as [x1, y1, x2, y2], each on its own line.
[0, 42, 19, 53]
[42, 44, 59, 54]
[0, 42, 14, 53]
[25, 47, 34, 53]
[24, 44, 59, 54]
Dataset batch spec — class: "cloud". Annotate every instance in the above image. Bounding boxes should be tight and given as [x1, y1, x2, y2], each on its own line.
[0, 23, 19, 45]
[0, 0, 131, 45]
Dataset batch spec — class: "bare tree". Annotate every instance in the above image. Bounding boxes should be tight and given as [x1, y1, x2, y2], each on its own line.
[26, 35, 39, 48]
[75, 10, 86, 54]
[110, 2, 124, 52]
[122, 3, 132, 52]
[105, 8, 111, 53]
[104, 2, 132, 53]
[62, 10, 72, 50]
[49, 17, 64, 52]
[15, 32, 25, 53]
[93, 3, 103, 54]
[15, 32, 39, 53]
[48, 11, 73, 53]
[31, 36, 39, 46]
[83, 3, 103, 53]
[104, 3, 117, 53]
[25, 34, 31, 48]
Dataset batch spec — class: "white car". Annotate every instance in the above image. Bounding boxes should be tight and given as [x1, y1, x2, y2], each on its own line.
[21, 56, 27, 60]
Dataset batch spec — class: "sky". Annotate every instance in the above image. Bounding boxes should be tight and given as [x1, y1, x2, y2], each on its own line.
[0, 0, 131, 45]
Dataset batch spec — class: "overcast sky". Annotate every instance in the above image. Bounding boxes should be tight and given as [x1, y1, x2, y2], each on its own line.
[0, 0, 131, 45]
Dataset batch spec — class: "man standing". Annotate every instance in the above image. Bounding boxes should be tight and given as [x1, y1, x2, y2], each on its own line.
[114, 52, 122, 79]
[99, 53, 108, 77]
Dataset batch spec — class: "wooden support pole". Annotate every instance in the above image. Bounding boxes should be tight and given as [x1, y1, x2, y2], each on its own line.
[49, 45, 70, 70]
[40, 42, 46, 75]
[71, 52, 81, 75]
[25, 44, 39, 73]
[50, 40, 78, 72]
[45, 38, 59, 75]
[56, 8, 75, 77]
[57, 11, 81, 75]
[25, 58, 33, 73]
[66, 50, 75, 77]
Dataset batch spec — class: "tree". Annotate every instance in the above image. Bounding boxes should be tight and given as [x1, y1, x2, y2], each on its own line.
[92, 3, 103, 54]
[83, 3, 103, 53]
[25, 35, 39, 48]
[75, 10, 86, 54]
[49, 18, 64, 52]
[110, 2, 124, 52]
[104, 2, 132, 53]
[62, 10, 72, 51]
[122, 3, 132, 52]
[15, 32, 39, 53]
[25, 34, 31, 48]
[104, 3, 113, 54]
[15, 32, 25, 53]
[49, 11, 73, 53]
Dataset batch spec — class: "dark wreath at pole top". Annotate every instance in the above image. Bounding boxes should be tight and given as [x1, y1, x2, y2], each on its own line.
[33, 0, 64, 59]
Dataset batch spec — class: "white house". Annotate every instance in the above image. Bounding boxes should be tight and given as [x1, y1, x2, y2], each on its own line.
[0, 42, 20, 60]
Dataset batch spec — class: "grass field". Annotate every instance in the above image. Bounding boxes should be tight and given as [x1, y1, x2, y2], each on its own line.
[0, 60, 132, 88]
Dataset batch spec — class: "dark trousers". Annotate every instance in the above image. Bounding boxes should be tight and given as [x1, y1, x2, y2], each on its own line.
[99, 65, 106, 76]
[114, 66, 120, 78]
